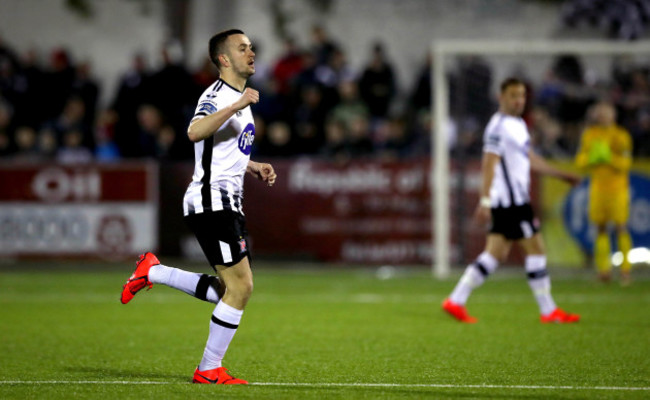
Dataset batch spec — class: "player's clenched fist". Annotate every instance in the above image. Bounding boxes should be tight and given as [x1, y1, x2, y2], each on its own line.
[234, 88, 259, 110]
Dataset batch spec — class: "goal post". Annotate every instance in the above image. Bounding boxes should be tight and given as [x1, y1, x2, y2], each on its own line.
[431, 39, 650, 279]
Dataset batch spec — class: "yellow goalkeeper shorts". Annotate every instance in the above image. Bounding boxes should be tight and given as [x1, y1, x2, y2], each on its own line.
[588, 190, 630, 225]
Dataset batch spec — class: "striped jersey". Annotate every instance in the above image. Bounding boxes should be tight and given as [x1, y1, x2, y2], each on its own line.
[482, 112, 531, 208]
[183, 79, 255, 216]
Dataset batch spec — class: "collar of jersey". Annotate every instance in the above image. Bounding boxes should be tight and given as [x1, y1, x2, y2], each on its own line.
[219, 78, 243, 93]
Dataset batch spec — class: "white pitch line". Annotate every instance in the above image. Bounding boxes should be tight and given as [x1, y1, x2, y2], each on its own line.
[0, 381, 648, 391]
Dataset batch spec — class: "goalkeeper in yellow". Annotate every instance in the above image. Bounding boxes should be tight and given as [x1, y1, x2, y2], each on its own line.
[575, 101, 633, 283]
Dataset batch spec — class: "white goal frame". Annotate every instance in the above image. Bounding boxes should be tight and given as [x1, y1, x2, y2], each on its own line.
[431, 39, 650, 279]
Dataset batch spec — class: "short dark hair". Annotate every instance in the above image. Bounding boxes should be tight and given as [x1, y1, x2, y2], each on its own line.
[500, 77, 525, 93]
[209, 29, 245, 69]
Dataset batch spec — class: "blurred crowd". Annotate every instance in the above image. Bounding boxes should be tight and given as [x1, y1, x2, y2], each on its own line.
[451, 54, 650, 158]
[1, 25, 650, 165]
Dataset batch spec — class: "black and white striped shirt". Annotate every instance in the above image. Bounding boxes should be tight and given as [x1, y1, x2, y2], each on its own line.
[483, 112, 531, 208]
[183, 79, 255, 216]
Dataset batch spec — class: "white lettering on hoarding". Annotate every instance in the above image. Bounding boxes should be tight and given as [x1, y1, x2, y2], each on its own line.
[31, 168, 101, 202]
[0, 205, 155, 254]
[0, 211, 89, 247]
[288, 161, 391, 196]
[341, 240, 434, 263]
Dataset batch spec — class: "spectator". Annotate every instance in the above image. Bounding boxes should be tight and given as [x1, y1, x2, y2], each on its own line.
[292, 50, 319, 96]
[451, 56, 493, 127]
[529, 106, 570, 158]
[260, 121, 295, 157]
[94, 109, 120, 162]
[293, 84, 327, 154]
[410, 53, 432, 114]
[147, 41, 195, 132]
[57, 129, 93, 164]
[347, 115, 373, 157]
[272, 37, 303, 96]
[72, 61, 100, 129]
[321, 118, 349, 162]
[112, 53, 151, 157]
[0, 130, 10, 157]
[374, 117, 411, 160]
[0, 100, 14, 145]
[16, 49, 47, 127]
[135, 104, 174, 158]
[43, 48, 75, 121]
[329, 80, 369, 131]
[315, 47, 355, 112]
[310, 25, 337, 66]
[0, 49, 28, 128]
[37, 127, 58, 160]
[0, 100, 13, 157]
[551, 55, 595, 152]
[12, 125, 40, 162]
[192, 57, 219, 95]
[46, 96, 92, 150]
[359, 42, 396, 119]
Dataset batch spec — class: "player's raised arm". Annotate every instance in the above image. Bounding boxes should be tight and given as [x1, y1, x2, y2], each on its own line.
[187, 88, 259, 142]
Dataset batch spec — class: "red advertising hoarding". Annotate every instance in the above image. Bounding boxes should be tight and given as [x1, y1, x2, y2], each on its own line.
[0, 162, 158, 258]
[243, 158, 488, 265]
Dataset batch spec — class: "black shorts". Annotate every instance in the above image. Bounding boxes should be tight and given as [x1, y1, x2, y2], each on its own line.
[184, 210, 250, 268]
[490, 203, 539, 240]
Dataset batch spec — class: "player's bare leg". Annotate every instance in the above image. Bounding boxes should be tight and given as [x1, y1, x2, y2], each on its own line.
[216, 257, 254, 310]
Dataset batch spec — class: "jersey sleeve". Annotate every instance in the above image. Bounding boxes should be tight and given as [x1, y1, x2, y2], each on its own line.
[609, 127, 632, 172]
[483, 125, 505, 156]
[192, 98, 219, 122]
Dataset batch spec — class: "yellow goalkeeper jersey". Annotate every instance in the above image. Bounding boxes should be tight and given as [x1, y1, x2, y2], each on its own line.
[575, 124, 632, 192]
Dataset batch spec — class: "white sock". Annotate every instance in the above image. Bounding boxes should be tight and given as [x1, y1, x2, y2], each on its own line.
[525, 255, 556, 316]
[449, 252, 498, 305]
[198, 301, 243, 371]
[148, 264, 221, 304]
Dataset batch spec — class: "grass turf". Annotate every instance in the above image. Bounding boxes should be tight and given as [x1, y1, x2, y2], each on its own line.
[0, 262, 648, 399]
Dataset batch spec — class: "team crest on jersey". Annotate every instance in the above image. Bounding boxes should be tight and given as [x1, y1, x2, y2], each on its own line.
[238, 123, 255, 155]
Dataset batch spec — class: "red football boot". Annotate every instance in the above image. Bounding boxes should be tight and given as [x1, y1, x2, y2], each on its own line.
[540, 308, 580, 324]
[193, 367, 248, 384]
[442, 298, 478, 323]
[120, 252, 160, 304]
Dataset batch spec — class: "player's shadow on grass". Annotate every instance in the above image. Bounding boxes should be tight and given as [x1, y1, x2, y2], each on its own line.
[64, 366, 189, 382]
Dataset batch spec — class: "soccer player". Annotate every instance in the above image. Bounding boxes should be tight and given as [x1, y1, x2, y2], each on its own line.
[442, 78, 581, 324]
[120, 29, 277, 384]
[575, 101, 633, 284]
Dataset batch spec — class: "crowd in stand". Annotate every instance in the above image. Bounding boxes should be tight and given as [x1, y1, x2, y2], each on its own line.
[1, 26, 650, 165]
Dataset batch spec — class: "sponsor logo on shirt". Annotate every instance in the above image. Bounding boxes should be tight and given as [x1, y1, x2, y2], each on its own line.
[238, 123, 255, 155]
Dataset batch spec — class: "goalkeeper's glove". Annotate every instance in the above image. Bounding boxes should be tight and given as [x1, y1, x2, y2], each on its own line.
[587, 141, 612, 165]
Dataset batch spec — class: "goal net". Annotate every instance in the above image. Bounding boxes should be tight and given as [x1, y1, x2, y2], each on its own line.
[431, 40, 650, 278]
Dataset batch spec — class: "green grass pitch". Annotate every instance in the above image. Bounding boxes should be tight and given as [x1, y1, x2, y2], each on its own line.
[1, 261, 648, 399]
